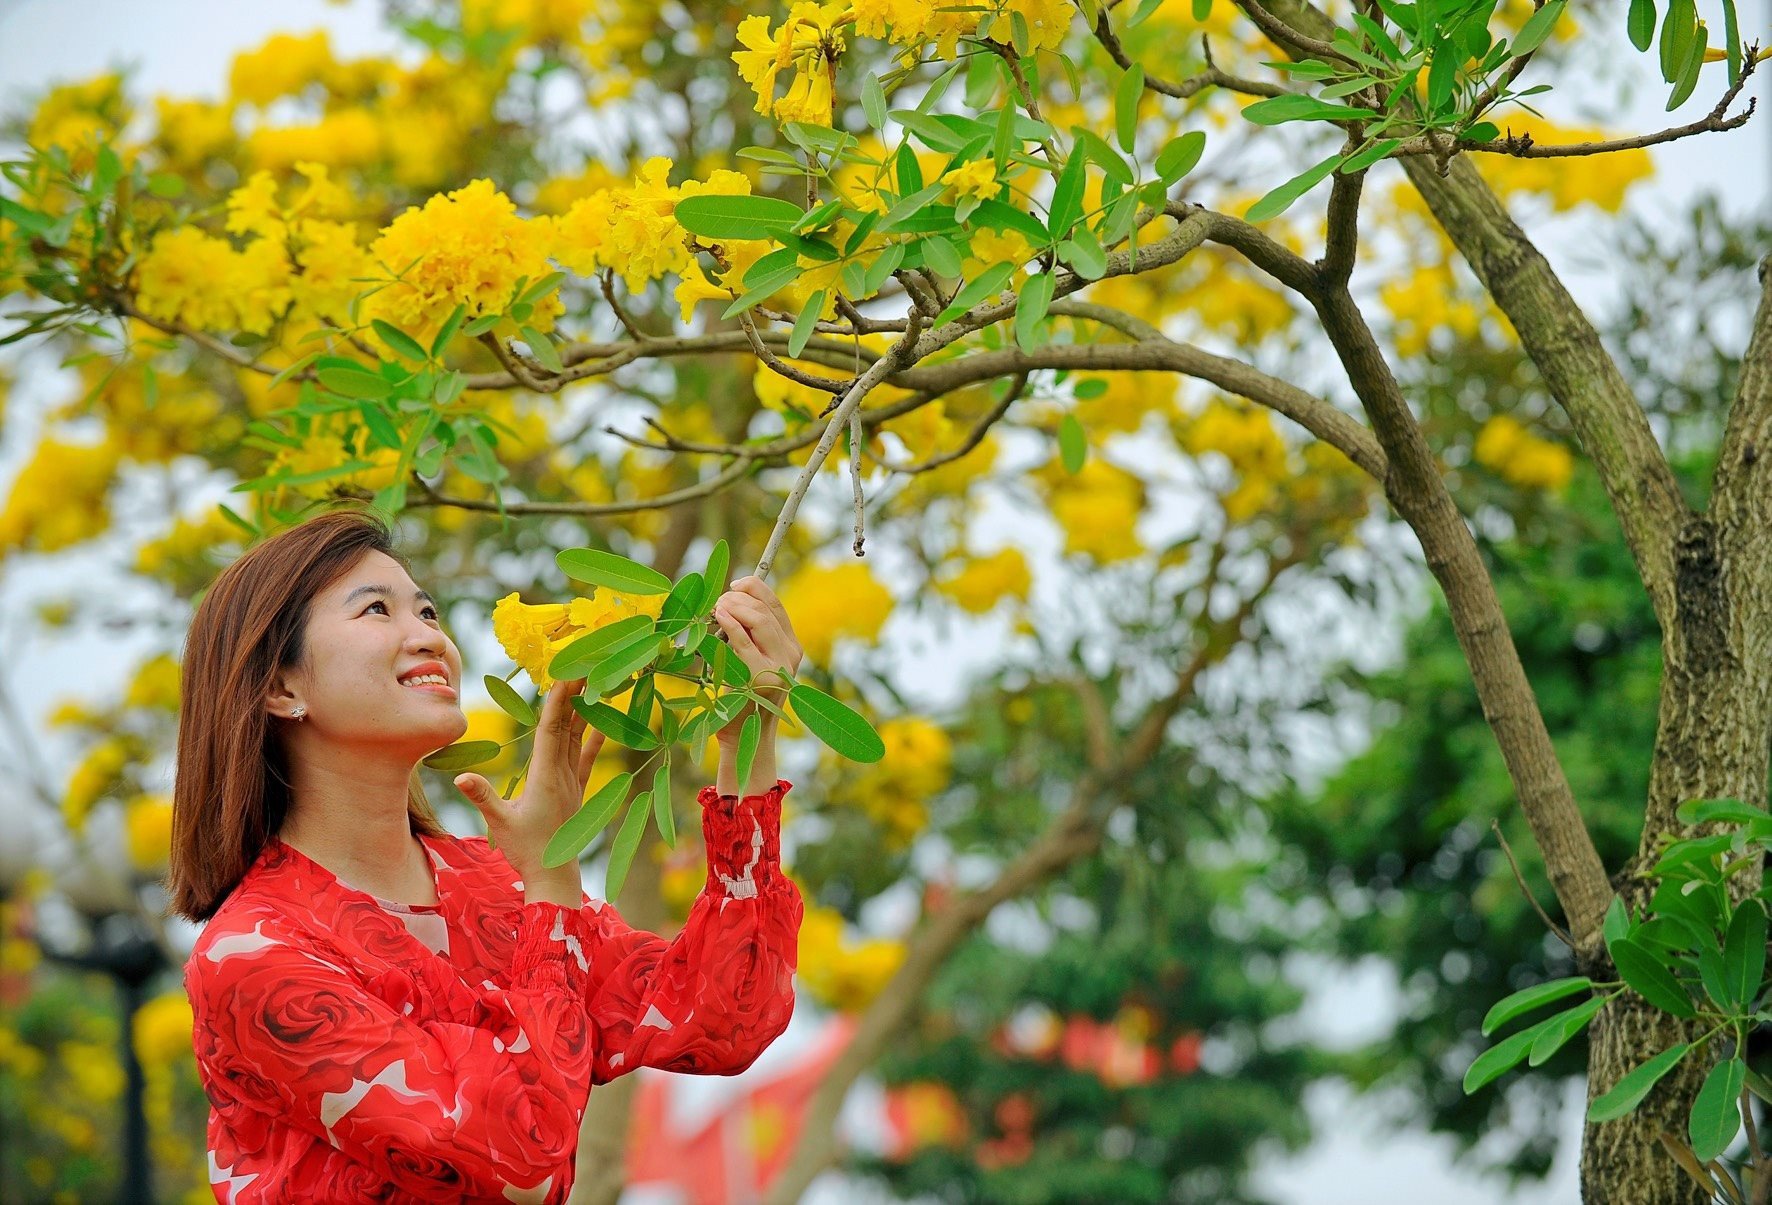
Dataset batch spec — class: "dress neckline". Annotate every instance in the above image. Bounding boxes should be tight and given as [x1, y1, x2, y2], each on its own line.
[269, 830, 445, 912]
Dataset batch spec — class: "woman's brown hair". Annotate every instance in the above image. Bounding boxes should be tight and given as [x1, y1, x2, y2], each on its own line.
[165, 503, 447, 922]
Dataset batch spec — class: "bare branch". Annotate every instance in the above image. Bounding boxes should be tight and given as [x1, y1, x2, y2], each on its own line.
[399, 457, 756, 517]
[1319, 157, 1366, 286]
[739, 309, 851, 394]
[1490, 818, 1575, 948]
[1091, 17, 1289, 100]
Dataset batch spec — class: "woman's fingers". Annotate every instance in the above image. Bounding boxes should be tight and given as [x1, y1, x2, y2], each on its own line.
[576, 727, 608, 790]
[533, 677, 584, 769]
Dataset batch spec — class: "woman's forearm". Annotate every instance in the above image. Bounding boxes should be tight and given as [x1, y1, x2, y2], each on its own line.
[715, 713, 777, 796]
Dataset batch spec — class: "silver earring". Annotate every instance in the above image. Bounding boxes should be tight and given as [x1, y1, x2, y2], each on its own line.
[291, 706, 306, 720]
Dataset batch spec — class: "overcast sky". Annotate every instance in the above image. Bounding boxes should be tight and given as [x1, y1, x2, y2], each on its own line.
[1, 0, 1766, 1200]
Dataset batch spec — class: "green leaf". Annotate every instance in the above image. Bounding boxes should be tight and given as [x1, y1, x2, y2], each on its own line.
[736, 712, 762, 792]
[1426, 42, 1458, 114]
[1463, 1013, 1563, 1092]
[484, 674, 536, 726]
[586, 633, 669, 695]
[935, 261, 1015, 324]
[1462, 121, 1501, 143]
[1128, 0, 1164, 25]
[601, 789, 651, 899]
[626, 672, 656, 726]
[1246, 152, 1341, 222]
[890, 109, 974, 152]
[543, 772, 632, 868]
[699, 632, 752, 685]
[1721, 0, 1741, 80]
[1339, 137, 1403, 174]
[1678, 797, 1765, 826]
[1481, 976, 1594, 1036]
[1627, 0, 1656, 51]
[557, 548, 675, 594]
[1115, 65, 1145, 152]
[878, 183, 947, 233]
[923, 237, 964, 278]
[1603, 895, 1631, 945]
[895, 141, 924, 193]
[701, 540, 730, 613]
[1071, 127, 1134, 185]
[372, 320, 431, 364]
[436, 369, 466, 405]
[863, 73, 888, 128]
[1048, 150, 1087, 239]
[1527, 996, 1606, 1067]
[1691, 1058, 1747, 1162]
[1611, 938, 1697, 1017]
[1058, 413, 1087, 473]
[652, 760, 676, 848]
[519, 325, 562, 374]
[789, 682, 885, 762]
[1154, 131, 1207, 184]
[548, 615, 657, 679]
[1721, 900, 1767, 1008]
[317, 365, 394, 400]
[421, 740, 503, 771]
[1588, 1043, 1691, 1122]
[357, 403, 401, 451]
[1661, 0, 1696, 81]
[430, 303, 467, 358]
[1348, 12, 1401, 59]
[572, 698, 659, 750]
[1015, 271, 1055, 350]
[673, 193, 805, 240]
[1241, 95, 1379, 125]
[661, 573, 706, 627]
[1512, 0, 1566, 56]
[789, 292, 824, 357]
[862, 241, 907, 296]
[1666, 19, 1707, 109]
[1059, 224, 1108, 279]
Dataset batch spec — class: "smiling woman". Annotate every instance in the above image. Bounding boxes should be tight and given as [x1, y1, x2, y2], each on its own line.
[165, 503, 803, 1204]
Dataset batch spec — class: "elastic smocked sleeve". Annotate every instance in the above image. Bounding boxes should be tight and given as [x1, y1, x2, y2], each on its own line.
[576, 778, 804, 1085]
[187, 901, 596, 1201]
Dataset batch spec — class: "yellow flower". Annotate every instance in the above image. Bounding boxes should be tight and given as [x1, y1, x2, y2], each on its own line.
[368, 178, 556, 339]
[290, 219, 375, 325]
[247, 109, 383, 173]
[225, 170, 285, 239]
[0, 436, 120, 555]
[125, 794, 175, 872]
[492, 588, 665, 694]
[62, 737, 130, 832]
[797, 903, 907, 1011]
[1042, 459, 1145, 562]
[134, 228, 292, 335]
[1473, 414, 1574, 492]
[57, 1041, 125, 1104]
[777, 560, 895, 665]
[943, 159, 999, 204]
[934, 547, 1032, 614]
[124, 654, 181, 711]
[153, 97, 234, 168]
[228, 31, 337, 107]
[732, 4, 847, 126]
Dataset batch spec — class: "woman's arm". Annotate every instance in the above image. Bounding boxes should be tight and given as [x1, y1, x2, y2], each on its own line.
[577, 779, 803, 1084]
[187, 900, 596, 1200]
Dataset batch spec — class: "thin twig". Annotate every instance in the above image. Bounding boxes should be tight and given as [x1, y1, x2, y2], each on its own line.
[1491, 819, 1574, 948]
[848, 408, 866, 556]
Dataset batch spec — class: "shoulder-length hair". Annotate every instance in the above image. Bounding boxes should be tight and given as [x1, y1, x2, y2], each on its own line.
[166, 503, 447, 922]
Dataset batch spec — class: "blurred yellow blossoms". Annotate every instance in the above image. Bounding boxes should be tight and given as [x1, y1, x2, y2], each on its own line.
[1473, 414, 1574, 492]
[934, 547, 1032, 615]
[798, 901, 907, 1012]
[776, 560, 896, 665]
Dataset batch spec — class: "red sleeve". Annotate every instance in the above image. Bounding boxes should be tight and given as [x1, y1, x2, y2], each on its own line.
[576, 778, 804, 1084]
[187, 900, 596, 1201]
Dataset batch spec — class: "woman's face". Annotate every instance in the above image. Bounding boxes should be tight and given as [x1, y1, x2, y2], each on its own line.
[269, 549, 468, 757]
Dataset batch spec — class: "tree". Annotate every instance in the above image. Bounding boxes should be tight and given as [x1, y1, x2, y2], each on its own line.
[2, 1, 1766, 1200]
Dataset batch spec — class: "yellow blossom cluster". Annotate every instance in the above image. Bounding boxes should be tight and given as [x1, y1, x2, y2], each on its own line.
[830, 716, 953, 845]
[152, 96, 235, 169]
[133, 992, 195, 1067]
[1037, 458, 1146, 562]
[1473, 414, 1575, 492]
[1380, 262, 1493, 357]
[776, 560, 896, 665]
[25, 74, 127, 173]
[134, 227, 292, 336]
[934, 547, 1033, 614]
[368, 178, 558, 339]
[554, 158, 751, 295]
[228, 31, 342, 108]
[135, 509, 245, 583]
[125, 653, 183, 712]
[942, 159, 1000, 205]
[1179, 399, 1291, 522]
[61, 737, 129, 832]
[56, 361, 227, 466]
[797, 901, 908, 1012]
[0, 436, 121, 557]
[733, 3, 847, 127]
[126, 793, 175, 871]
[491, 588, 667, 694]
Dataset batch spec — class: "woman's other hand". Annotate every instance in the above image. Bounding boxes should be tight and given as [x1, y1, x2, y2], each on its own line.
[454, 677, 605, 904]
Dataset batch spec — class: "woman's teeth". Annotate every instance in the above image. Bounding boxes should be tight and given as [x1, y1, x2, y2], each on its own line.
[401, 674, 449, 687]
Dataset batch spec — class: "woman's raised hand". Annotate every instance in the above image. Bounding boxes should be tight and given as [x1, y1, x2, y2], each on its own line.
[453, 677, 606, 898]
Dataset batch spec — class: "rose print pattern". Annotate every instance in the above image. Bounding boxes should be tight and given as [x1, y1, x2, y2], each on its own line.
[185, 780, 801, 1203]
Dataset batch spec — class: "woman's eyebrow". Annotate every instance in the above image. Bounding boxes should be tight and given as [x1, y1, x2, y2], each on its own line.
[342, 585, 436, 607]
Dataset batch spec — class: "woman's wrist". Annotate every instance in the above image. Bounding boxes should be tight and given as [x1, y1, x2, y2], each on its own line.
[520, 865, 583, 908]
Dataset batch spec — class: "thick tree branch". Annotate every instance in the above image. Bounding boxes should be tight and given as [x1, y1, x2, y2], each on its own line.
[1711, 254, 1772, 631]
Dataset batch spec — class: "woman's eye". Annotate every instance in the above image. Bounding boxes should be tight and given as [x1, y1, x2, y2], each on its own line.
[365, 600, 440, 620]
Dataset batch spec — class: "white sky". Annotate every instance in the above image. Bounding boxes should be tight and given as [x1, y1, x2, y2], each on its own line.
[1, 0, 1767, 1200]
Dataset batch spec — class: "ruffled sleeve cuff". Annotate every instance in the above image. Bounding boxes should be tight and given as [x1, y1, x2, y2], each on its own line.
[504, 900, 594, 995]
[696, 778, 791, 900]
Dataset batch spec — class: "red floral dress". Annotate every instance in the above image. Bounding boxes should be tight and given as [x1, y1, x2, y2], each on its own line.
[185, 780, 802, 1204]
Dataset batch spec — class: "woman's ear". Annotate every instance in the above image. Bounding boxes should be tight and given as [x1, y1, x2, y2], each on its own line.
[265, 674, 304, 720]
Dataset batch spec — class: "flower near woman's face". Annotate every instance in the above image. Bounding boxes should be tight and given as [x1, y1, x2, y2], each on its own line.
[491, 588, 665, 694]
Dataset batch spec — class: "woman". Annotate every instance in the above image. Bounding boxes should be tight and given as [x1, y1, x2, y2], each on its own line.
[169, 506, 805, 1203]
